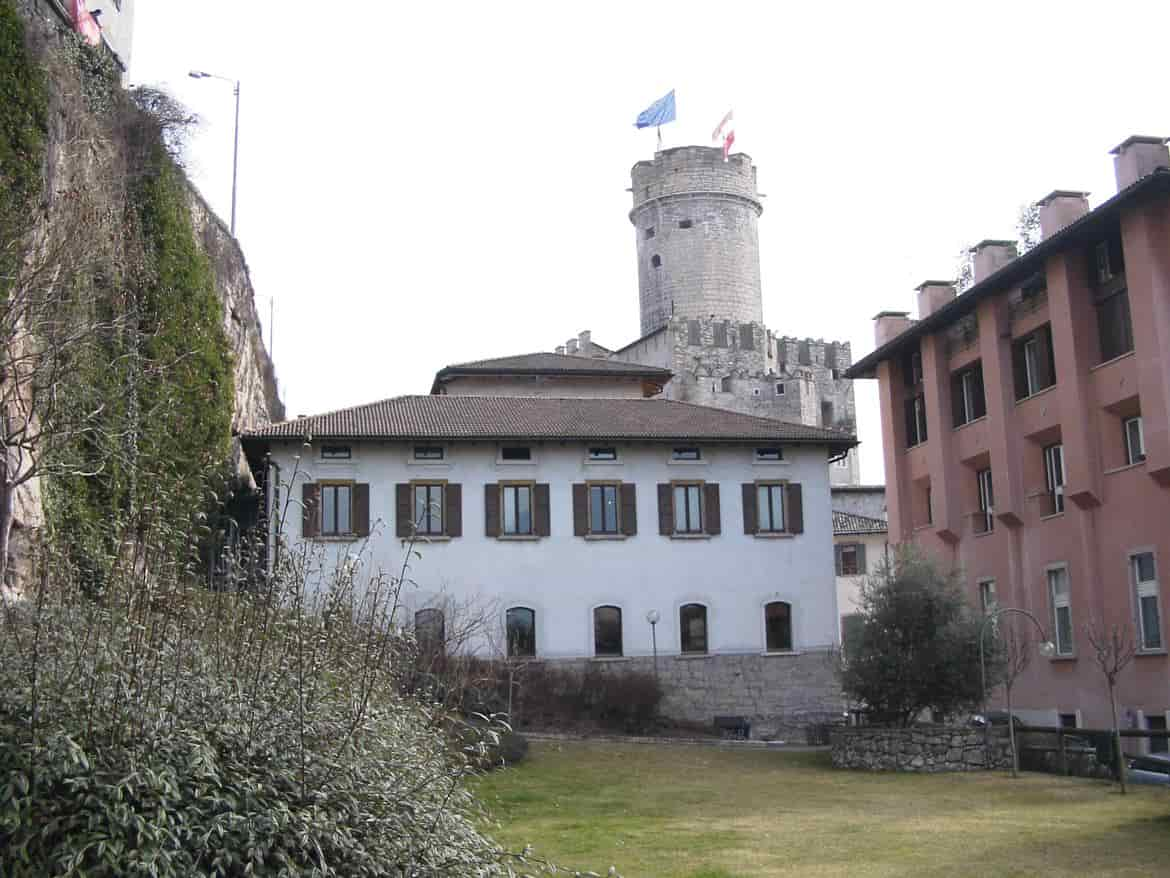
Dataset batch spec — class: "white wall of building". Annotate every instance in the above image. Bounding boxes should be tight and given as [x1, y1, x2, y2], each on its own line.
[266, 440, 840, 660]
[834, 531, 887, 619]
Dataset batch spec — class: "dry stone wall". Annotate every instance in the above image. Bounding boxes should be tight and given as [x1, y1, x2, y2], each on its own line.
[830, 726, 1013, 772]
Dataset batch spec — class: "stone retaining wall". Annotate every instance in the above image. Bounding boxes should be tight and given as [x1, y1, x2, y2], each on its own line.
[531, 651, 842, 740]
[830, 726, 1013, 772]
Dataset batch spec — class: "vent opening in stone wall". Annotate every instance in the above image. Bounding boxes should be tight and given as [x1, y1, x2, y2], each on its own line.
[714, 323, 728, 347]
[821, 401, 834, 427]
[721, 376, 732, 393]
[776, 382, 785, 395]
[678, 219, 693, 229]
[651, 254, 661, 268]
[645, 226, 655, 239]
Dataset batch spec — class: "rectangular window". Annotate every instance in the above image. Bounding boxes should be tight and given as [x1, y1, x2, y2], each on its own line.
[687, 320, 701, 345]
[976, 468, 994, 534]
[1096, 289, 1134, 363]
[951, 362, 986, 427]
[1124, 416, 1146, 465]
[902, 349, 923, 387]
[1133, 552, 1162, 652]
[755, 447, 783, 461]
[1012, 324, 1056, 400]
[1148, 715, 1168, 754]
[904, 393, 928, 448]
[501, 484, 534, 536]
[739, 324, 755, 350]
[321, 444, 351, 460]
[756, 483, 785, 533]
[588, 447, 617, 461]
[588, 483, 620, 534]
[1059, 713, 1078, 729]
[672, 447, 701, 461]
[500, 446, 531, 461]
[644, 226, 655, 239]
[413, 445, 444, 460]
[839, 544, 860, 576]
[320, 483, 352, 536]
[1048, 568, 1073, 656]
[713, 323, 728, 347]
[413, 483, 445, 535]
[1044, 443, 1065, 515]
[775, 382, 785, 396]
[673, 483, 703, 533]
[979, 579, 997, 614]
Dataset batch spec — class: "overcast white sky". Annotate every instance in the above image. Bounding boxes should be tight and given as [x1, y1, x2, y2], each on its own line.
[129, 1, 1170, 484]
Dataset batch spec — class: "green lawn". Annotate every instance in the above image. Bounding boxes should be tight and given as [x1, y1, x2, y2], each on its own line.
[474, 742, 1170, 878]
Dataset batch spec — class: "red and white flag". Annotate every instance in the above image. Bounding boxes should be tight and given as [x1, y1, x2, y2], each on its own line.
[72, 0, 101, 46]
[711, 110, 735, 160]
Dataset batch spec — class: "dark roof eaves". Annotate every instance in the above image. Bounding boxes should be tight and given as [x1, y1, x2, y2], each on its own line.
[845, 168, 1170, 379]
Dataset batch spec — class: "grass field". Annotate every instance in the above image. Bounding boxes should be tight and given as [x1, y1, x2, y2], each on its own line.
[474, 741, 1170, 878]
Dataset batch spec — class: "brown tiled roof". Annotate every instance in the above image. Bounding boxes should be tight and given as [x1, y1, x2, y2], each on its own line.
[435, 352, 671, 378]
[833, 510, 888, 536]
[246, 395, 856, 447]
[846, 167, 1170, 379]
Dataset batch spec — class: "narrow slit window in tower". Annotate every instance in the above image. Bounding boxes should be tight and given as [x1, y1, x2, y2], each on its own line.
[678, 219, 693, 229]
[651, 254, 661, 269]
[645, 226, 655, 239]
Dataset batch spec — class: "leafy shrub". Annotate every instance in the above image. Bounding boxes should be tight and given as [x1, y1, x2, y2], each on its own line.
[509, 664, 664, 734]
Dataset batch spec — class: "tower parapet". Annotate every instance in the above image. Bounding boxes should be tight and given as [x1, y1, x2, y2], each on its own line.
[629, 146, 764, 336]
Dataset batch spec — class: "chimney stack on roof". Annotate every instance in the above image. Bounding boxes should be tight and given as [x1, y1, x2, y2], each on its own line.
[578, 330, 592, 354]
[1037, 190, 1090, 240]
[971, 239, 1018, 284]
[1111, 136, 1170, 191]
[555, 345, 565, 355]
[874, 311, 913, 347]
[566, 338, 579, 355]
[916, 281, 956, 319]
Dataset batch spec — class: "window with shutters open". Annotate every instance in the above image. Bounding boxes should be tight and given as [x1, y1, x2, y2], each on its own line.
[413, 482, 445, 535]
[500, 482, 535, 536]
[657, 482, 718, 538]
[574, 482, 635, 538]
[303, 481, 370, 540]
[672, 482, 704, 534]
[486, 482, 548, 539]
[836, 542, 864, 576]
[588, 482, 621, 535]
[744, 481, 803, 537]
[397, 481, 461, 539]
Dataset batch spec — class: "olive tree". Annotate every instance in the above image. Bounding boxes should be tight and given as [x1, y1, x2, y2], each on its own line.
[838, 547, 998, 726]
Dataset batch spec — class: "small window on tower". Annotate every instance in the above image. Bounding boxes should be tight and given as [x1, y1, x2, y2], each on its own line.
[651, 254, 661, 268]
[645, 226, 655, 239]
[678, 219, 693, 229]
[776, 382, 785, 395]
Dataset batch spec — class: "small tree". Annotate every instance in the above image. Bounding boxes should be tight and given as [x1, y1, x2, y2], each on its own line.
[839, 547, 996, 726]
[1085, 617, 1137, 794]
[1016, 201, 1042, 254]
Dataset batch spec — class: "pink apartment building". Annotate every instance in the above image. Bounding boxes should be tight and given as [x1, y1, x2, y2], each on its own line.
[847, 136, 1170, 742]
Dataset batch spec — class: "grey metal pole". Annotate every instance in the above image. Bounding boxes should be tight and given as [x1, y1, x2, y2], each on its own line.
[230, 80, 240, 236]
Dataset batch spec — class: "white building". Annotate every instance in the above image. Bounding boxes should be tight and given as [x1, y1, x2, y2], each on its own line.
[832, 509, 888, 653]
[246, 394, 855, 734]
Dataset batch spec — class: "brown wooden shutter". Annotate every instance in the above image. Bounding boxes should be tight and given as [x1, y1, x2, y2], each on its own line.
[395, 483, 412, 538]
[786, 482, 804, 534]
[572, 483, 588, 536]
[484, 484, 500, 537]
[620, 483, 637, 536]
[446, 483, 462, 537]
[353, 483, 370, 537]
[703, 483, 721, 535]
[742, 483, 757, 534]
[657, 484, 673, 535]
[302, 483, 320, 538]
[535, 484, 551, 537]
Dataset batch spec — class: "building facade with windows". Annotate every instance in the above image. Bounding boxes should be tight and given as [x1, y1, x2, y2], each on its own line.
[832, 508, 888, 657]
[245, 395, 855, 735]
[847, 137, 1170, 736]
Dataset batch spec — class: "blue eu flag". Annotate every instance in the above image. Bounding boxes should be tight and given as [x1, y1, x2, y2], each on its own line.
[634, 90, 676, 129]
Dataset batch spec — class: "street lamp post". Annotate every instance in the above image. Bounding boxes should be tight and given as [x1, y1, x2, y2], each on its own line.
[978, 606, 1056, 778]
[189, 70, 241, 236]
[646, 610, 660, 680]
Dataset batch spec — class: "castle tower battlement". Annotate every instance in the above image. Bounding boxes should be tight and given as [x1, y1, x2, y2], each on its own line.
[630, 146, 764, 336]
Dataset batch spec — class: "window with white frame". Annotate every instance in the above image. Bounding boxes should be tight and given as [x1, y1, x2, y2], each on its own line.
[1048, 567, 1073, 656]
[413, 445, 444, 461]
[976, 468, 994, 534]
[1043, 443, 1065, 515]
[1132, 552, 1162, 652]
[1124, 416, 1146, 465]
[588, 447, 617, 461]
[979, 579, 997, 615]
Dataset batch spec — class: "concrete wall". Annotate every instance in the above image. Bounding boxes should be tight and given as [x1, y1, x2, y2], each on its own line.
[831, 486, 888, 521]
[266, 440, 842, 663]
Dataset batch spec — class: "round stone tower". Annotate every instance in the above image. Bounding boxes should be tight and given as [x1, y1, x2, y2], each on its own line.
[629, 146, 764, 337]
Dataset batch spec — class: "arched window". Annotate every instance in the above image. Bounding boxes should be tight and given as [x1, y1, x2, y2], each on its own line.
[414, 608, 445, 655]
[765, 601, 792, 652]
[679, 603, 708, 654]
[506, 606, 536, 658]
[593, 606, 623, 657]
[651, 254, 662, 268]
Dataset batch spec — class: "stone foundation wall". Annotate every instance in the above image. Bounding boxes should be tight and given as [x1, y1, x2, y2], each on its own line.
[540, 650, 843, 740]
[830, 726, 1013, 772]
